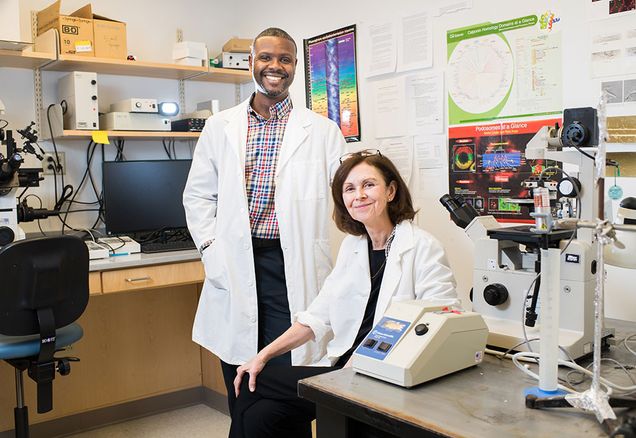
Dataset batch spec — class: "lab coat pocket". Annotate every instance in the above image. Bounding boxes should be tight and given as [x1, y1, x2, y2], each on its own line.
[202, 244, 229, 291]
[292, 161, 326, 200]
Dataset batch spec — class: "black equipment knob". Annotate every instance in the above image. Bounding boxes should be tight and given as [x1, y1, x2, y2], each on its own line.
[483, 283, 509, 306]
[0, 226, 15, 246]
[414, 323, 429, 336]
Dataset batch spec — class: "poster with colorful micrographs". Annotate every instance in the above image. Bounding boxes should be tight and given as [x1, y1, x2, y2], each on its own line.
[448, 119, 561, 222]
[304, 25, 361, 142]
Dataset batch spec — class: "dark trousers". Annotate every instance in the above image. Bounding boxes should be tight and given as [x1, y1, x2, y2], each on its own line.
[229, 364, 338, 438]
[221, 238, 292, 415]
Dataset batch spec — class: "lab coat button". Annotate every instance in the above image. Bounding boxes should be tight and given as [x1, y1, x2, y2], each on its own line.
[250, 315, 256, 323]
[248, 280, 254, 287]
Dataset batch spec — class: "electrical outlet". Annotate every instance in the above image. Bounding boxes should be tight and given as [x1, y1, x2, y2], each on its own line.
[42, 152, 66, 175]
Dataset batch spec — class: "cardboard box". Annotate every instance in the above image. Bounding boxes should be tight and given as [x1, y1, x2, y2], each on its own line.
[73, 4, 127, 59]
[37, 0, 94, 56]
[222, 38, 251, 53]
[37, 1, 127, 59]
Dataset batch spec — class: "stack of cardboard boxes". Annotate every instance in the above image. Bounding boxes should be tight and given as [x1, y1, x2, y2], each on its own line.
[36, 0, 127, 59]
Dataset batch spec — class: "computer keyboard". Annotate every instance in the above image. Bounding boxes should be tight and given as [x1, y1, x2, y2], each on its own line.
[140, 239, 197, 254]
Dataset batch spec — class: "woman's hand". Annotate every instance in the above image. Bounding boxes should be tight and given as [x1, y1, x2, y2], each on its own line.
[234, 354, 268, 397]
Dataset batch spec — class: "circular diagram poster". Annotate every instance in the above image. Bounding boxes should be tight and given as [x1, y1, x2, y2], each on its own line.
[447, 14, 563, 125]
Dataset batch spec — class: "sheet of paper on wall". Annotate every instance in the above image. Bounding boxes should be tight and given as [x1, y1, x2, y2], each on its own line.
[588, 0, 610, 20]
[406, 72, 444, 134]
[372, 77, 408, 138]
[591, 15, 636, 78]
[415, 134, 445, 169]
[396, 11, 432, 72]
[365, 21, 397, 78]
[379, 136, 413, 185]
[434, 0, 473, 17]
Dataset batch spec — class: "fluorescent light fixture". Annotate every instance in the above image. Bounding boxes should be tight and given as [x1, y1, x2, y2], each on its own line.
[158, 102, 179, 116]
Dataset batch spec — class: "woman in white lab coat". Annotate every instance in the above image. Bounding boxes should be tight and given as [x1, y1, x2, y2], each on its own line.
[229, 150, 458, 438]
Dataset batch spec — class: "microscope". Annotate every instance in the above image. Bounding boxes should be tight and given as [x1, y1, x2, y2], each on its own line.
[441, 108, 612, 360]
[0, 113, 59, 246]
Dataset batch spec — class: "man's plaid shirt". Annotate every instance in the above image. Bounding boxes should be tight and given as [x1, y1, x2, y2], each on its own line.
[244, 95, 292, 239]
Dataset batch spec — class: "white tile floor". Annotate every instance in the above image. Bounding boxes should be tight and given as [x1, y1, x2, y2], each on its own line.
[65, 404, 230, 438]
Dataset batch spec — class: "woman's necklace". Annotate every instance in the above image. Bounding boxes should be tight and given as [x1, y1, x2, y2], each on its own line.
[370, 226, 396, 281]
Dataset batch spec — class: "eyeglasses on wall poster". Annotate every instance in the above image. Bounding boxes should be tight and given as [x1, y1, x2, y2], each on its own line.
[304, 25, 361, 142]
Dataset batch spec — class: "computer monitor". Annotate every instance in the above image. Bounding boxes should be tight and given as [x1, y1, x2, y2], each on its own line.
[102, 159, 192, 235]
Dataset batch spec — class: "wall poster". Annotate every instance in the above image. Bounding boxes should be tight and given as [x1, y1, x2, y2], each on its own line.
[448, 119, 561, 222]
[446, 13, 563, 125]
[304, 25, 361, 142]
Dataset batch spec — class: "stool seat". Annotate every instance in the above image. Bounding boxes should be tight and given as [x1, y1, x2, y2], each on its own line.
[0, 323, 83, 360]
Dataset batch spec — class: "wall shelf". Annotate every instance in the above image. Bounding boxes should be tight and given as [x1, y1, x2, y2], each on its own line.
[43, 54, 208, 80]
[38, 54, 252, 83]
[60, 130, 200, 140]
[1, 50, 251, 84]
[607, 143, 635, 153]
[0, 49, 55, 69]
[197, 68, 251, 84]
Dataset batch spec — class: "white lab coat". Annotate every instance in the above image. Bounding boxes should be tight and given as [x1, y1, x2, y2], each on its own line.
[296, 220, 458, 366]
[183, 97, 347, 366]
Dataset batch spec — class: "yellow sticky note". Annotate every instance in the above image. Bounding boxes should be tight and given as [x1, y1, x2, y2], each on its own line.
[92, 131, 110, 144]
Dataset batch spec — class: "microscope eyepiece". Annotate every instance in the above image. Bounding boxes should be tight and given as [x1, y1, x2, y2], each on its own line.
[439, 194, 479, 229]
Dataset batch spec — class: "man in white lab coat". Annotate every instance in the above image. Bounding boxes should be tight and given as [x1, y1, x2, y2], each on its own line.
[182, 27, 347, 414]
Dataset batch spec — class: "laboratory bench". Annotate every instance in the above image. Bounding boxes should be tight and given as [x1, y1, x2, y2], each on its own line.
[299, 320, 636, 438]
[0, 250, 228, 438]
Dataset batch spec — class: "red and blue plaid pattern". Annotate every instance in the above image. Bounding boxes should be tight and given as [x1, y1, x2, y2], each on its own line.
[245, 95, 292, 239]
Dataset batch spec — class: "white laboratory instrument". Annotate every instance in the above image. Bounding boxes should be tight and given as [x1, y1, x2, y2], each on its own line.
[441, 108, 614, 360]
[57, 71, 99, 130]
[352, 300, 488, 388]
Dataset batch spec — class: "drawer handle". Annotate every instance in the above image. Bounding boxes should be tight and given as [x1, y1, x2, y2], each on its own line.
[125, 276, 151, 283]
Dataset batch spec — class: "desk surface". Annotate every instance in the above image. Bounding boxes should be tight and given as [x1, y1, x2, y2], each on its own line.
[300, 321, 636, 437]
[89, 249, 200, 272]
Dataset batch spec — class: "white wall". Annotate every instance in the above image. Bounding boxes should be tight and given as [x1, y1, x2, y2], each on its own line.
[229, 0, 636, 319]
[2, 0, 635, 319]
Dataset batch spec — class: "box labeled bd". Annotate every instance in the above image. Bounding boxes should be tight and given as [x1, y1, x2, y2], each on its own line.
[37, 0, 94, 56]
[37, 1, 127, 59]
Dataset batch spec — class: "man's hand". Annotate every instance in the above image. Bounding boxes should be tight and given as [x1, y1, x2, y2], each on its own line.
[233, 354, 267, 397]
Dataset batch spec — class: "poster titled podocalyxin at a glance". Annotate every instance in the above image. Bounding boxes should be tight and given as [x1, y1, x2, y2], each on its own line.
[448, 119, 561, 222]
[304, 25, 361, 142]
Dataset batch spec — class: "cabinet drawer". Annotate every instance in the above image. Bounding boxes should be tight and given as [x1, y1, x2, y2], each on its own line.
[101, 261, 204, 293]
[89, 272, 102, 295]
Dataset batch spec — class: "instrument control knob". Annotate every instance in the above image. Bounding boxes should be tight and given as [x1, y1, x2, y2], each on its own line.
[483, 283, 509, 306]
[414, 323, 429, 336]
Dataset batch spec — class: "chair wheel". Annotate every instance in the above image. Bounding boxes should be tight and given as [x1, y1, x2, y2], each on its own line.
[56, 359, 71, 376]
